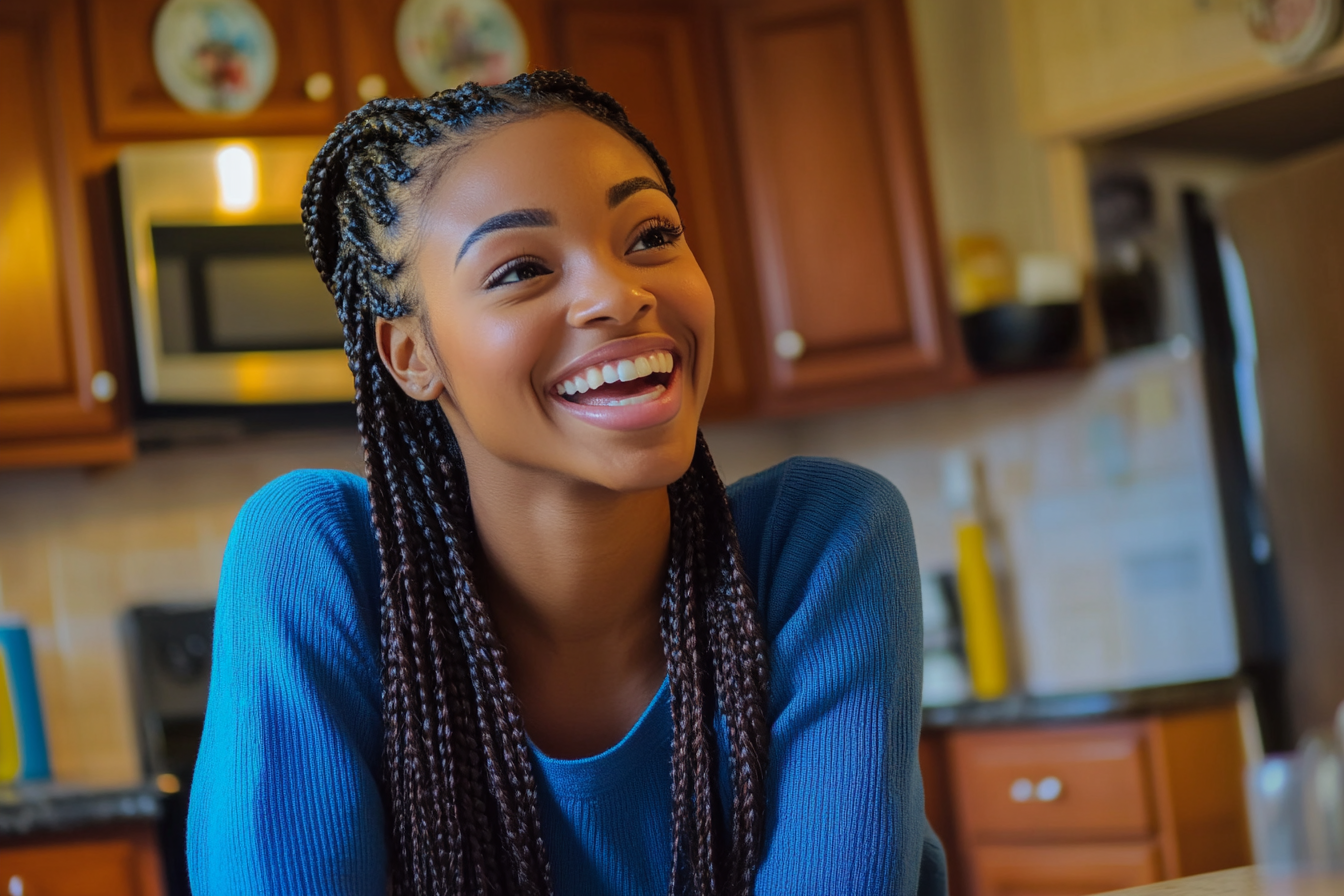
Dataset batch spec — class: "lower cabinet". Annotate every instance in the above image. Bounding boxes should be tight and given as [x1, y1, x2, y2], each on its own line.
[927, 703, 1253, 896]
[0, 825, 164, 896]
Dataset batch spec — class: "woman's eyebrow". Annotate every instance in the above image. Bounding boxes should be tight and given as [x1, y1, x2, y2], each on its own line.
[455, 208, 555, 267]
[607, 177, 667, 208]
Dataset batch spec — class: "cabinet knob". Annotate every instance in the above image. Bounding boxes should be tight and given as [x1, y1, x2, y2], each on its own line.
[357, 74, 389, 102]
[304, 71, 334, 102]
[91, 370, 117, 403]
[1035, 776, 1063, 802]
[1009, 777, 1033, 803]
[773, 329, 806, 361]
[9, 874, 24, 896]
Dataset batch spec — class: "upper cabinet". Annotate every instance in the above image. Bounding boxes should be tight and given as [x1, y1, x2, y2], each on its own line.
[0, 1, 132, 467]
[553, 0, 963, 418]
[724, 0, 956, 413]
[1005, 0, 1344, 139]
[85, 0, 343, 138]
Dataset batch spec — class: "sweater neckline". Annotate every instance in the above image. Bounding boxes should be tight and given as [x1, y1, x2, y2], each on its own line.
[529, 676, 671, 799]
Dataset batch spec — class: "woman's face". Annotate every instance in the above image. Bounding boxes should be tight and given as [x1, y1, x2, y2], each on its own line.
[380, 110, 714, 494]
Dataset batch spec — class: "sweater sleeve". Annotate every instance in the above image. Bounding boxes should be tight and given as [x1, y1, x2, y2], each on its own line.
[729, 457, 932, 896]
[187, 470, 386, 896]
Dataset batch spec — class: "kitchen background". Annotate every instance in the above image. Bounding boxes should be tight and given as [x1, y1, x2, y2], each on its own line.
[2, 0, 1344, 893]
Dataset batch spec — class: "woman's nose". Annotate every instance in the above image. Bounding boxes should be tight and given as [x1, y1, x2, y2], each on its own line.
[565, 263, 655, 328]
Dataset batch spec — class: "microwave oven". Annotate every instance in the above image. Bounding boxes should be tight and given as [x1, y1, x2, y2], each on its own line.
[118, 138, 354, 405]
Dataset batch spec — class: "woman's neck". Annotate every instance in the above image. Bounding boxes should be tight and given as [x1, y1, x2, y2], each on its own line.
[464, 459, 671, 759]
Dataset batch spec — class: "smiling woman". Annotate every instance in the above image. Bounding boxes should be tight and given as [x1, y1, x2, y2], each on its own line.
[185, 71, 944, 896]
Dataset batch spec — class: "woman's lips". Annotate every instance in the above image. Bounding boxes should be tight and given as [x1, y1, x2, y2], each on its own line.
[549, 355, 683, 431]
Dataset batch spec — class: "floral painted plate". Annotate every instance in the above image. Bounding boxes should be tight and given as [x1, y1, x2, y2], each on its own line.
[395, 0, 529, 96]
[152, 0, 278, 115]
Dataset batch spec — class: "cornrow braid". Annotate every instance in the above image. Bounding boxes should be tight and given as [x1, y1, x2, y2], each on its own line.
[300, 70, 768, 896]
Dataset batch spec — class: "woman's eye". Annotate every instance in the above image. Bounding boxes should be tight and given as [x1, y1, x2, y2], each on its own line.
[486, 258, 551, 289]
[629, 219, 685, 254]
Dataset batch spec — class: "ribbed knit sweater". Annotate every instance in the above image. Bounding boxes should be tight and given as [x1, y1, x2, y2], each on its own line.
[187, 456, 943, 895]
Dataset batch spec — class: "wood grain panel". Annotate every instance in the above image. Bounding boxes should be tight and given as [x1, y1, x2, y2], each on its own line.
[0, 21, 71, 396]
[949, 722, 1156, 840]
[0, 840, 140, 896]
[724, 0, 950, 403]
[970, 841, 1162, 896]
[85, 0, 340, 138]
[557, 6, 756, 419]
[0, 1, 125, 455]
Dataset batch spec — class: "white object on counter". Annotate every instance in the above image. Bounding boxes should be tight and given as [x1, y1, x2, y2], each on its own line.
[1017, 252, 1082, 305]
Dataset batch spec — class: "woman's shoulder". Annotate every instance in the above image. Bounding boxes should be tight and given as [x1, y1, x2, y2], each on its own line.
[725, 456, 918, 642]
[223, 468, 380, 630]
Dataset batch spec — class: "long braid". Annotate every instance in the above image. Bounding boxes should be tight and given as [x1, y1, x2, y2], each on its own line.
[301, 70, 768, 896]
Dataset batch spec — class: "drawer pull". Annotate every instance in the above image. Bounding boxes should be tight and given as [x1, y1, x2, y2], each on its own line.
[1009, 777, 1034, 802]
[773, 329, 806, 361]
[8, 875, 23, 896]
[1035, 776, 1063, 802]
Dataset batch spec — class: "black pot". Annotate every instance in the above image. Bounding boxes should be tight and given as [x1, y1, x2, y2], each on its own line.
[959, 302, 1082, 373]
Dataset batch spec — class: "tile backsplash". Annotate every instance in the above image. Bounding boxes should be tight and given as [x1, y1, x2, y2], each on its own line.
[0, 347, 1212, 782]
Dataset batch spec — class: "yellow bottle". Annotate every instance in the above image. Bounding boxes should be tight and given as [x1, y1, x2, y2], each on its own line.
[954, 520, 1010, 700]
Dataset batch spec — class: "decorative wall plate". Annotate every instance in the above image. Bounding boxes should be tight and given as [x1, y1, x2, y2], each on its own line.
[153, 0, 278, 115]
[395, 0, 529, 96]
[1244, 0, 1342, 66]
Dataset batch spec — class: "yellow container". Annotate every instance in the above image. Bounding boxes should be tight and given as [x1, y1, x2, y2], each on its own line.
[954, 520, 1010, 700]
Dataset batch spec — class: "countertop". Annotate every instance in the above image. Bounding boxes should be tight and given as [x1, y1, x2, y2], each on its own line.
[921, 676, 1245, 729]
[1100, 867, 1344, 896]
[0, 780, 162, 837]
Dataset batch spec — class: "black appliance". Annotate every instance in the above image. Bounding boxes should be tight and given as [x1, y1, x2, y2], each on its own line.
[123, 604, 214, 896]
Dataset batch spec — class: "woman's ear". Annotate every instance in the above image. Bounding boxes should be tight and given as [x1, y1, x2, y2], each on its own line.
[376, 316, 445, 401]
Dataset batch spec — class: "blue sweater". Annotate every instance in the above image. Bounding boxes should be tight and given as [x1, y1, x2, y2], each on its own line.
[188, 457, 945, 895]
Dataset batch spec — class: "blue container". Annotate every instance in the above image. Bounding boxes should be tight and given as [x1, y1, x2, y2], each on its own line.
[0, 618, 51, 781]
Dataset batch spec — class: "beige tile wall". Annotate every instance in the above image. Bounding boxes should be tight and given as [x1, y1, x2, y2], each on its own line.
[0, 430, 362, 783]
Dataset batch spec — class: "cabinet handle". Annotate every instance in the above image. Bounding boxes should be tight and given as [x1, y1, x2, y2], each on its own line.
[773, 329, 806, 361]
[305, 72, 334, 102]
[1035, 775, 1063, 802]
[9, 874, 24, 896]
[1009, 777, 1033, 803]
[357, 74, 389, 102]
[91, 370, 117, 403]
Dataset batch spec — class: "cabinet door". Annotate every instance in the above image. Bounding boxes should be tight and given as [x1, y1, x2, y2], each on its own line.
[1005, 0, 1344, 138]
[554, 4, 758, 419]
[84, 0, 340, 138]
[723, 0, 956, 413]
[0, 2, 131, 466]
[970, 842, 1162, 896]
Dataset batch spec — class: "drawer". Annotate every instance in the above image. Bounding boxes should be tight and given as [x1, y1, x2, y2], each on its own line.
[949, 722, 1156, 840]
[970, 842, 1163, 896]
[0, 840, 141, 896]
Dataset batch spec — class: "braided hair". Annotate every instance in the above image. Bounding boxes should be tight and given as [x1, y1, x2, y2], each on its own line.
[300, 71, 770, 896]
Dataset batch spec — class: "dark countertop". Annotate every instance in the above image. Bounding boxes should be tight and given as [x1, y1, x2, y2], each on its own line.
[921, 676, 1246, 729]
[0, 780, 163, 837]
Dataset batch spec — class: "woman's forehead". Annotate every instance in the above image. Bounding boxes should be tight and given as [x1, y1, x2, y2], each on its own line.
[421, 111, 665, 228]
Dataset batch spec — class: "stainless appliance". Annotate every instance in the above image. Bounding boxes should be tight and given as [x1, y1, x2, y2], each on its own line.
[118, 138, 352, 405]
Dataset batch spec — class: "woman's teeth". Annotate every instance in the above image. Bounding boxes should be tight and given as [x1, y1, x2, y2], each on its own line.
[555, 350, 674, 397]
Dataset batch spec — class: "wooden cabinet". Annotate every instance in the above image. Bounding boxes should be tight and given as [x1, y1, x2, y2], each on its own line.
[1005, 0, 1344, 139]
[85, 0, 344, 138]
[0, 1, 133, 467]
[723, 0, 959, 414]
[937, 704, 1253, 896]
[552, 0, 963, 418]
[0, 824, 165, 896]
